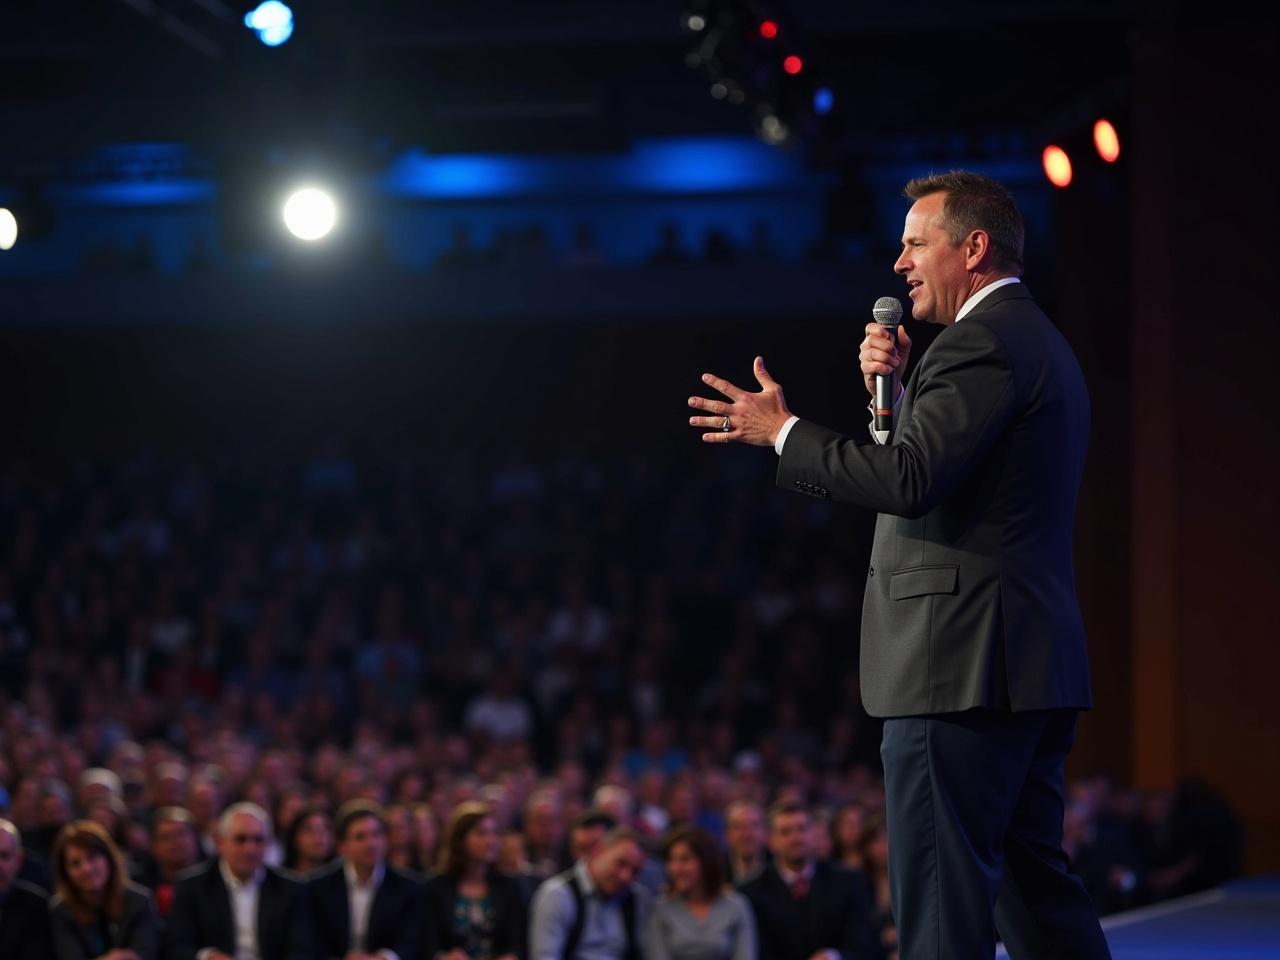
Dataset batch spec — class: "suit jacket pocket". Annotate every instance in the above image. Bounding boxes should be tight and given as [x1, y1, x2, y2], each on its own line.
[889, 564, 959, 600]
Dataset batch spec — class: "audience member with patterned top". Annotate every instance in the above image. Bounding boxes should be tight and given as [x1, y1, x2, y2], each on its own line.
[425, 802, 528, 960]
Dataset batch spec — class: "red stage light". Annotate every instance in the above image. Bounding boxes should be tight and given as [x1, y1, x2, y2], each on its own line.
[1093, 119, 1121, 162]
[783, 55, 803, 75]
[1042, 145, 1073, 188]
[759, 20, 778, 39]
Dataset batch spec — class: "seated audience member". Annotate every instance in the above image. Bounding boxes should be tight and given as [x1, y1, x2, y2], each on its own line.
[166, 802, 313, 960]
[523, 790, 568, 880]
[1, 818, 52, 960]
[739, 803, 876, 960]
[50, 820, 159, 960]
[412, 804, 442, 876]
[723, 802, 768, 886]
[283, 803, 336, 876]
[499, 829, 542, 905]
[855, 817, 895, 959]
[646, 826, 756, 960]
[384, 804, 418, 876]
[529, 828, 651, 960]
[425, 802, 527, 960]
[132, 808, 202, 918]
[309, 800, 422, 960]
[567, 810, 617, 864]
[829, 805, 865, 873]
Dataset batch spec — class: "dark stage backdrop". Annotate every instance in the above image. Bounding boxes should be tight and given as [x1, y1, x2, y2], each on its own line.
[1121, 15, 1280, 874]
[2, 12, 1276, 875]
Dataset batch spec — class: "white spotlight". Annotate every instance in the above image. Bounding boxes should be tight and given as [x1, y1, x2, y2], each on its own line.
[245, 1, 294, 46]
[0, 208, 17, 251]
[282, 188, 337, 241]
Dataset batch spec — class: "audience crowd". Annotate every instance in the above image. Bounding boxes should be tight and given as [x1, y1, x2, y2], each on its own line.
[0, 449, 1242, 959]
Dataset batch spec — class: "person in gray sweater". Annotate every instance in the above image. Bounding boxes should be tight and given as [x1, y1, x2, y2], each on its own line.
[646, 827, 756, 960]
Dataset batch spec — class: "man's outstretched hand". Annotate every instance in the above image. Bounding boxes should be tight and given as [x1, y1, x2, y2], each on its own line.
[688, 356, 793, 447]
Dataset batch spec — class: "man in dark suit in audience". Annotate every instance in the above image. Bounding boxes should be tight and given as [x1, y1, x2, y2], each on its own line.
[724, 800, 769, 886]
[309, 800, 423, 960]
[0, 819, 51, 960]
[166, 801, 314, 960]
[739, 802, 876, 960]
[133, 807, 204, 918]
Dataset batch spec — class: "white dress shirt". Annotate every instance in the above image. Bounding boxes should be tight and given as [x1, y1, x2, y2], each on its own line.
[774, 277, 1022, 453]
[200, 860, 264, 960]
[345, 861, 399, 960]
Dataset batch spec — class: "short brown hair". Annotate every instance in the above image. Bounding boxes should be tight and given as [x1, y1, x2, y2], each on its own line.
[660, 825, 725, 897]
[53, 820, 129, 923]
[767, 800, 810, 830]
[597, 826, 644, 853]
[904, 171, 1024, 274]
[335, 799, 386, 842]
[437, 802, 495, 877]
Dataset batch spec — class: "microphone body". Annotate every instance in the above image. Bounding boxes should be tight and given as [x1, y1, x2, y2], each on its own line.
[872, 297, 903, 443]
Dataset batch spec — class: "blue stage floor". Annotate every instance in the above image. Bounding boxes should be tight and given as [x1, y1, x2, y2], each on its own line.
[997, 877, 1280, 959]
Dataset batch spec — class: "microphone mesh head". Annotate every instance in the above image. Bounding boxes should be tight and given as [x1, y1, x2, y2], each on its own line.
[872, 296, 903, 326]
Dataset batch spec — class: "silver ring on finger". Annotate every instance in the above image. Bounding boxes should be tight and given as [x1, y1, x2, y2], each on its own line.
[721, 416, 731, 433]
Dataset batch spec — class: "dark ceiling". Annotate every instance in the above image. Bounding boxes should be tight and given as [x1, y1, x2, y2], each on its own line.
[0, 0, 1141, 173]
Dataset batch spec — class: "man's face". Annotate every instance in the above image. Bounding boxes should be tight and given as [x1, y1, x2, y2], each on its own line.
[152, 819, 199, 872]
[526, 801, 563, 849]
[339, 815, 388, 874]
[217, 812, 267, 881]
[0, 829, 22, 890]
[726, 806, 764, 858]
[769, 811, 812, 868]
[569, 823, 605, 862]
[893, 191, 972, 325]
[589, 839, 644, 898]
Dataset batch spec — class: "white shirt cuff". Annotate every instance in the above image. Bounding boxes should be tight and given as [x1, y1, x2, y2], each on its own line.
[866, 383, 905, 444]
[774, 416, 800, 455]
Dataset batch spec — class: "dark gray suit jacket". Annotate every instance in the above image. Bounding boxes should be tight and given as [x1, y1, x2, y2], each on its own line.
[777, 283, 1093, 717]
[165, 860, 313, 960]
[309, 860, 423, 960]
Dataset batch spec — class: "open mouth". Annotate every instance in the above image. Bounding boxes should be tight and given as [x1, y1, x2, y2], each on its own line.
[908, 280, 923, 297]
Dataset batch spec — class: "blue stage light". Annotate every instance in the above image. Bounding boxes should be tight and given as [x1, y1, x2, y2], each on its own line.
[814, 87, 835, 116]
[244, 1, 294, 47]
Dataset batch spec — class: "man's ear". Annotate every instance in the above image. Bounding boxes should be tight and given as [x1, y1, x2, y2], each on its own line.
[965, 229, 991, 270]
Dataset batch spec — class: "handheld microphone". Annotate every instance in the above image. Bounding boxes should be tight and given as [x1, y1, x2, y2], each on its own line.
[872, 296, 903, 443]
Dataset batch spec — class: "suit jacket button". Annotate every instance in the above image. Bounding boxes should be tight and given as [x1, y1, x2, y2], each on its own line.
[868, 566, 874, 577]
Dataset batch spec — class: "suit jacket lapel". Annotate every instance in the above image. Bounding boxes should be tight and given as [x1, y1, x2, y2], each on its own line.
[256, 872, 276, 959]
[899, 282, 1033, 425]
[209, 864, 236, 954]
[368, 874, 393, 949]
[317, 868, 349, 952]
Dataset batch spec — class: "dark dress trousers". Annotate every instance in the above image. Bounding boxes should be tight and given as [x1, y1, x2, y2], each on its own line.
[309, 859, 424, 960]
[738, 861, 876, 960]
[423, 869, 528, 960]
[777, 284, 1110, 960]
[50, 883, 159, 960]
[165, 860, 313, 960]
[0, 879, 52, 960]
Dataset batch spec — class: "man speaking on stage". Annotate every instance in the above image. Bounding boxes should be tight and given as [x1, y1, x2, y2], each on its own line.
[687, 172, 1112, 959]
